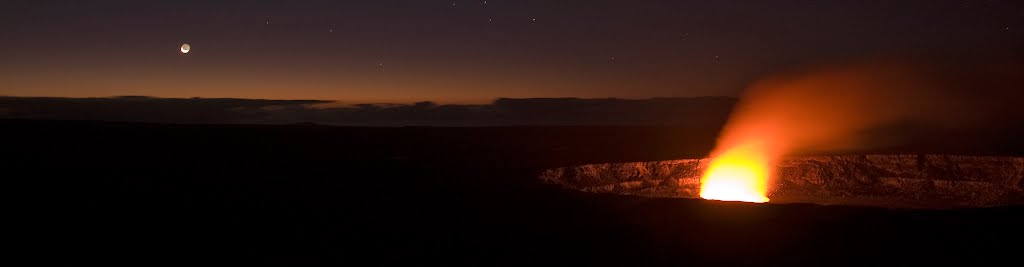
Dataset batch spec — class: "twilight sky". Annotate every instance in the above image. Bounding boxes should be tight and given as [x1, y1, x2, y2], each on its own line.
[1, 0, 1021, 103]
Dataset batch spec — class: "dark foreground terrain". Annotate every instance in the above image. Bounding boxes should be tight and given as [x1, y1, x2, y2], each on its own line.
[5, 119, 1024, 265]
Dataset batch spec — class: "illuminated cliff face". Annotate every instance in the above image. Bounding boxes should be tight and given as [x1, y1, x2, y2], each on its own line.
[540, 155, 1024, 209]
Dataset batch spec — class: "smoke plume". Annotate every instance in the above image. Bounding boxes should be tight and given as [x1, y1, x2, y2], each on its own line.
[712, 56, 1023, 168]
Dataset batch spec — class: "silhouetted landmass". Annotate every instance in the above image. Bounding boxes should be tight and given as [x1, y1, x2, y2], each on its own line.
[5, 119, 1024, 265]
[0, 96, 331, 124]
[0, 96, 736, 126]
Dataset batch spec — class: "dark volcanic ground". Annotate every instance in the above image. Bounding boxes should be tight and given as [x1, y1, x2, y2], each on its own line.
[5, 119, 1024, 265]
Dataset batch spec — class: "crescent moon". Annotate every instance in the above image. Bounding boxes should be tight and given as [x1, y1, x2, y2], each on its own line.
[180, 44, 191, 54]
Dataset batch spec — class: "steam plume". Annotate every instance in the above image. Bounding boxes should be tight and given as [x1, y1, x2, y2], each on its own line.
[712, 57, 1023, 185]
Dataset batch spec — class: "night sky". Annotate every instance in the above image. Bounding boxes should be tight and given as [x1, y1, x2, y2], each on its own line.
[2, 0, 1021, 103]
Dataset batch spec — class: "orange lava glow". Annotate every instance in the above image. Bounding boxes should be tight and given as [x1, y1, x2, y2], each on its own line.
[699, 142, 771, 203]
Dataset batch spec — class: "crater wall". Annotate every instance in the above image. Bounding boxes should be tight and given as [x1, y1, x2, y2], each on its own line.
[538, 155, 1024, 208]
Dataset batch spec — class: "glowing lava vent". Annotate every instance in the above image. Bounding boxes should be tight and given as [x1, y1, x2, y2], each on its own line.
[699, 142, 771, 203]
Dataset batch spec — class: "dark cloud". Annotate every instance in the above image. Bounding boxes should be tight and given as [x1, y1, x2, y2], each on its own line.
[0, 96, 330, 124]
[0, 96, 736, 127]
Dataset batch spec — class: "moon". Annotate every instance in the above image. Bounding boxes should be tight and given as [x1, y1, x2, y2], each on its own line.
[180, 43, 190, 54]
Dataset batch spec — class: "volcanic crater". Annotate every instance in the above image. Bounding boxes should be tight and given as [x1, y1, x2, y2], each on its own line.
[540, 154, 1024, 209]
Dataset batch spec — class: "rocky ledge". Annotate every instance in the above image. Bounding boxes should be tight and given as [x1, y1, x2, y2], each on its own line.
[539, 155, 1024, 209]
